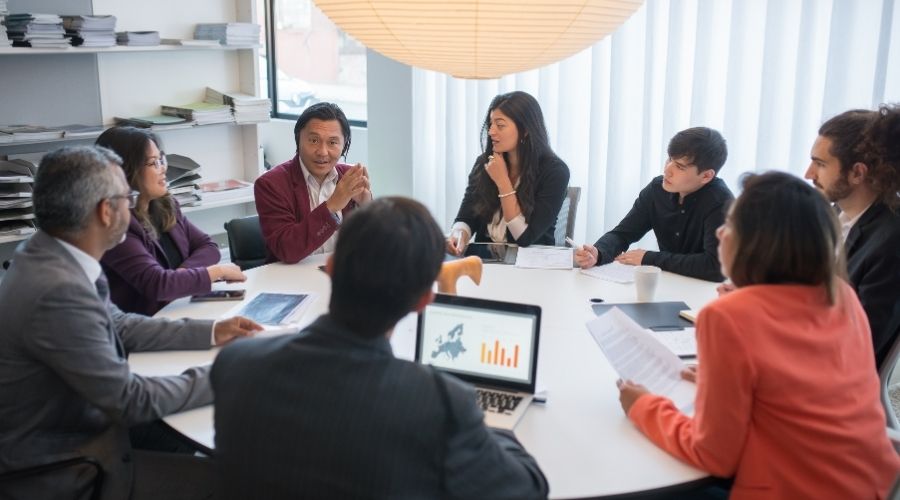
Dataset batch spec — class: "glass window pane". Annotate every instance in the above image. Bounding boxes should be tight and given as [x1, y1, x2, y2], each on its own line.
[266, 0, 367, 122]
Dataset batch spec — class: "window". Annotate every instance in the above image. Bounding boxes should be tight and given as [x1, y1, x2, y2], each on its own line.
[262, 0, 367, 124]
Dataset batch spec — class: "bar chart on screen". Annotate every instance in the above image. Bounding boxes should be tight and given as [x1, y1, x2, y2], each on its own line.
[481, 340, 520, 368]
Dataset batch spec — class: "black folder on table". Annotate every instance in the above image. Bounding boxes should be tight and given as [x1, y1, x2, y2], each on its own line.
[591, 301, 693, 331]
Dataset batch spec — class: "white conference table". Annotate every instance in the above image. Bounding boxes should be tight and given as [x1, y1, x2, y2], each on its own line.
[130, 254, 721, 499]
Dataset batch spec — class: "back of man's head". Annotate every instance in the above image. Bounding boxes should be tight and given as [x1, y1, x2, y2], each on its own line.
[667, 127, 728, 174]
[329, 197, 445, 338]
[818, 109, 873, 173]
[33, 146, 122, 238]
[857, 104, 900, 209]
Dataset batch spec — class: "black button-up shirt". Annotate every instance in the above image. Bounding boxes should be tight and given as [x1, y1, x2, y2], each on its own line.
[593, 176, 734, 281]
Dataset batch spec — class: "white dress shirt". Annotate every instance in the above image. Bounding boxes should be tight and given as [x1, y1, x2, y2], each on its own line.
[299, 158, 340, 254]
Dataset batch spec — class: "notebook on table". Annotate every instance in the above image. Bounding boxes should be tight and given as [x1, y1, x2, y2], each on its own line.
[416, 294, 541, 430]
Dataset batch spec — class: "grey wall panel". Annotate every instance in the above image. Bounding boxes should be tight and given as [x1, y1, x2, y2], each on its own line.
[0, 55, 102, 127]
[8, 0, 92, 14]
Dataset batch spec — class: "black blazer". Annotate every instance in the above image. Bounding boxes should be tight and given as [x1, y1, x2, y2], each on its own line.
[844, 202, 900, 368]
[454, 153, 570, 246]
[212, 315, 548, 500]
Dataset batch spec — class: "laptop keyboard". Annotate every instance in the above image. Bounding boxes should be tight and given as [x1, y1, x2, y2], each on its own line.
[475, 388, 523, 415]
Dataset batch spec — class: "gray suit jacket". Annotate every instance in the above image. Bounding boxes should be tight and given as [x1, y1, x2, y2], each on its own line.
[212, 314, 549, 499]
[0, 231, 214, 500]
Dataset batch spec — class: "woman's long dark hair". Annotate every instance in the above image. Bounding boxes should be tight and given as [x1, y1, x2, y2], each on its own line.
[471, 91, 559, 221]
[95, 126, 176, 239]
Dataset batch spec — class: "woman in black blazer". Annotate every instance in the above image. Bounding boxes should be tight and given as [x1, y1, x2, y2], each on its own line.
[447, 91, 570, 255]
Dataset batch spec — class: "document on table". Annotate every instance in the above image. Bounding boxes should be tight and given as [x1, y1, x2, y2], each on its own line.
[514, 246, 573, 269]
[226, 292, 318, 336]
[579, 261, 635, 283]
[586, 307, 694, 410]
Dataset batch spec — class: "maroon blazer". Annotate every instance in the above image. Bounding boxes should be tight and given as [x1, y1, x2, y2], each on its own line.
[101, 201, 220, 316]
[254, 155, 358, 264]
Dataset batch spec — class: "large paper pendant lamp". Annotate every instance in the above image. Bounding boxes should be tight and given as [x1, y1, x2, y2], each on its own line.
[313, 0, 644, 79]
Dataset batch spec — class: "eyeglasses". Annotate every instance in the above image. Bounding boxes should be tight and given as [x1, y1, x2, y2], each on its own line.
[108, 190, 140, 209]
[145, 154, 167, 170]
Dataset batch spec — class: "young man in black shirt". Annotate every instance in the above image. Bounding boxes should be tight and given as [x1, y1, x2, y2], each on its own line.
[575, 127, 733, 282]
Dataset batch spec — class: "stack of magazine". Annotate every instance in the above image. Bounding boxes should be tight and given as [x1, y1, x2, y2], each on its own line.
[0, 125, 64, 143]
[199, 178, 252, 204]
[205, 87, 270, 124]
[5, 13, 69, 48]
[194, 22, 259, 46]
[166, 154, 202, 207]
[116, 30, 160, 46]
[62, 15, 116, 47]
[161, 102, 233, 126]
[0, 159, 37, 237]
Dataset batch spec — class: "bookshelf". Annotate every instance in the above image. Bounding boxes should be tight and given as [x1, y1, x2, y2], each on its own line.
[0, 0, 264, 273]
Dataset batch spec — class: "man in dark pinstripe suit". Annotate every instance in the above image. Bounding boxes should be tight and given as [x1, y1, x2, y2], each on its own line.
[212, 197, 548, 499]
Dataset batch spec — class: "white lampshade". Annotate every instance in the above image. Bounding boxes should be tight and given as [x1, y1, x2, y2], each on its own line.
[313, 0, 644, 79]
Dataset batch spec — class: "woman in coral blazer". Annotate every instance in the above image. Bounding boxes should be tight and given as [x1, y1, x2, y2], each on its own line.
[617, 171, 900, 499]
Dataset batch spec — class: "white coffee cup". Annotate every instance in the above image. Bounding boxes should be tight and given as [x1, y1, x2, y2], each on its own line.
[634, 265, 661, 302]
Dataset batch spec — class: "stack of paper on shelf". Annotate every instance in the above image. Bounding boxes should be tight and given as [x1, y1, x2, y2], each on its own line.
[194, 23, 260, 46]
[114, 114, 192, 130]
[5, 13, 69, 48]
[165, 153, 203, 189]
[205, 87, 271, 123]
[116, 30, 160, 46]
[161, 102, 233, 126]
[199, 178, 253, 203]
[61, 124, 106, 138]
[0, 125, 64, 142]
[0, 160, 36, 225]
[62, 15, 116, 47]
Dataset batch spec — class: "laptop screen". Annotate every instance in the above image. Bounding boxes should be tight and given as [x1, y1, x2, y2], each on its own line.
[416, 294, 540, 392]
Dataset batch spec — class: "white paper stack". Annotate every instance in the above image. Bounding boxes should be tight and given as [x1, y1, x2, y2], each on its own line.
[194, 23, 260, 46]
[205, 87, 270, 123]
[161, 102, 233, 126]
[63, 15, 116, 47]
[5, 13, 69, 48]
[116, 31, 160, 46]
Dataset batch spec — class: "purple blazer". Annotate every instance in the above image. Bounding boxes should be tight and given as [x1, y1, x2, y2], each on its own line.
[101, 201, 221, 316]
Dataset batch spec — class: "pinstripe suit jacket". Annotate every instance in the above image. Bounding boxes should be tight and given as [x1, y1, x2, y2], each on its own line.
[212, 314, 548, 499]
[0, 231, 214, 500]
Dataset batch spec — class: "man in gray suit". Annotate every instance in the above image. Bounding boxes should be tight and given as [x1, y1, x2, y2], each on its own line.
[213, 197, 549, 499]
[0, 146, 261, 500]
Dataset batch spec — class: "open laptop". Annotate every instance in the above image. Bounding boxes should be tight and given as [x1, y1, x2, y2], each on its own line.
[416, 294, 541, 429]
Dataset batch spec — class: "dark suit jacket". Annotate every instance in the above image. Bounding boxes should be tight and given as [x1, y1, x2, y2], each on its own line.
[101, 201, 220, 315]
[212, 315, 548, 500]
[454, 153, 570, 247]
[255, 156, 358, 264]
[0, 231, 215, 500]
[844, 202, 900, 368]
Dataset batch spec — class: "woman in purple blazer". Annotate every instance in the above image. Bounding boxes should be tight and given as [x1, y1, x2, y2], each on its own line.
[96, 127, 246, 315]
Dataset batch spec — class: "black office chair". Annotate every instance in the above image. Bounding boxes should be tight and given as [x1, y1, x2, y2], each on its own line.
[554, 186, 581, 246]
[0, 456, 104, 500]
[223, 215, 267, 271]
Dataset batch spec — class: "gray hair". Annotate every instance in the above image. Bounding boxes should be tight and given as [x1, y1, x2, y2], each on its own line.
[33, 146, 123, 237]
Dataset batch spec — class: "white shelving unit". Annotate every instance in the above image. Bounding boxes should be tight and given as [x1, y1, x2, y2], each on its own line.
[0, 0, 265, 274]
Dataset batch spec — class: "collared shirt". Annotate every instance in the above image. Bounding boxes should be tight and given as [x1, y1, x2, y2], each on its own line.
[299, 158, 341, 254]
[593, 176, 734, 282]
[838, 202, 873, 244]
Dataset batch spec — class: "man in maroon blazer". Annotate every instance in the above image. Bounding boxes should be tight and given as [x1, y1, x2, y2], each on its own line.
[255, 102, 372, 264]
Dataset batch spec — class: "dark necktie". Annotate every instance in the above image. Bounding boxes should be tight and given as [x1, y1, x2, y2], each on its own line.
[95, 273, 111, 306]
[95, 272, 124, 358]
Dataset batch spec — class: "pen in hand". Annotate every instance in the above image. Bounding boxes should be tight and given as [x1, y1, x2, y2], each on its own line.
[565, 237, 576, 248]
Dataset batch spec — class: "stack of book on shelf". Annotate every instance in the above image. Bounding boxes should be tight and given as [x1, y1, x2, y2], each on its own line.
[194, 23, 259, 46]
[199, 178, 253, 204]
[62, 15, 116, 47]
[0, 1, 11, 48]
[115, 115, 192, 130]
[161, 102, 233, 126]
[0, 125, 64, 143]
[116, 30, 160, 46]
[5, 14, 69, 48]
[0, 159, 37, 237]
[205, 87, 271, 124]
[166, 154, 203, 207]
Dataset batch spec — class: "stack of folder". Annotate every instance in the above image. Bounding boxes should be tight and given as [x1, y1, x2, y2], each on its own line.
[62, 15, 116, 47]
[0, 160, 37, 236]
[166, 154, 203, 207]
[116, 30, 160, 46]
[193, 23, 259, 46]
[205, 87, 270, 124]
[161, 102, 233, 126]
[5, 14, 69, 48]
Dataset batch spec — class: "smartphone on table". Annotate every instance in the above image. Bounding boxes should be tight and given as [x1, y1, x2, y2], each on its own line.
[190, 290, 246, 302]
